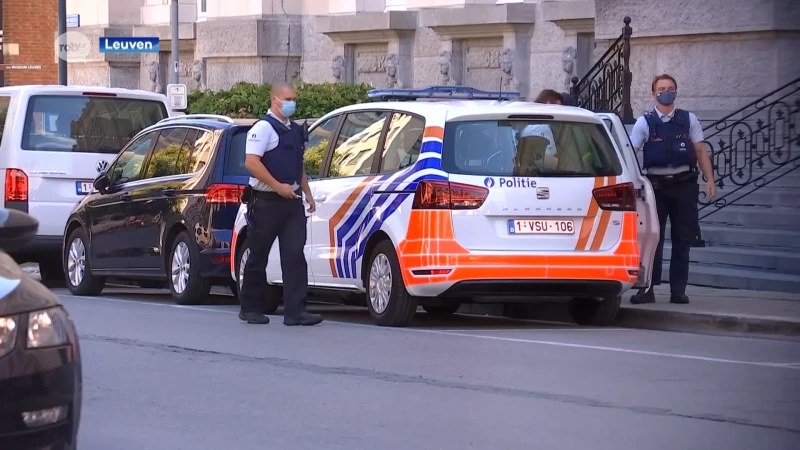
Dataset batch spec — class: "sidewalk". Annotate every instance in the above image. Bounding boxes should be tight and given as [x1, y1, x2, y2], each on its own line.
[617, 285, 800, 339]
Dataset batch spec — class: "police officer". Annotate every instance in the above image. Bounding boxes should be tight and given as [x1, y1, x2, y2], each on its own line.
[629, 74, 715, 304]
[239, 81, 323, 326]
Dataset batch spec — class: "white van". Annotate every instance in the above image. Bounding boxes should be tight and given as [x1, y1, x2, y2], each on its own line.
[0, 85, 173, 281]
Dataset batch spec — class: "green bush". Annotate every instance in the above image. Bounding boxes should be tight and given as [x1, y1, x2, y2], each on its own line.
[186, 82, 373, 119]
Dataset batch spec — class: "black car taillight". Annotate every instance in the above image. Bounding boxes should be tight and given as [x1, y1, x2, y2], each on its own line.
[205, 184, 244, 204]
[592, 182, 636, 211]
[412, 180, 488, 210]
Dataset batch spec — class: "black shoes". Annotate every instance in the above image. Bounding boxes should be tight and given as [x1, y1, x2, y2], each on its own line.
[283, 312, 324, 326]
[670, 293, 690, 304]
[239, 311, 323, 326]
[630, 288, 690, 304]
[239, 312, 270, 324]
[630, 288, 655, 304]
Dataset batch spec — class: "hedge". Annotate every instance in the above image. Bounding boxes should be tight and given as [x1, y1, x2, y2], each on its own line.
[186, 82, 373, 119]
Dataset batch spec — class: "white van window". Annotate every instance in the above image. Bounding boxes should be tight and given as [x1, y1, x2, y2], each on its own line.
[0, 96, 10, 147]
[21, 95, 167, 153]
[441, 120, 623, 177]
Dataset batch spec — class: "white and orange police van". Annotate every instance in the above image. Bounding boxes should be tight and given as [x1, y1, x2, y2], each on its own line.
[231, 86, 659, 327]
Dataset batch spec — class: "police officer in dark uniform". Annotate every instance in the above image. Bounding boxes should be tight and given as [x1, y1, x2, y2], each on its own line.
[239, 81, 323, 326]
[629, 74, 715, 304]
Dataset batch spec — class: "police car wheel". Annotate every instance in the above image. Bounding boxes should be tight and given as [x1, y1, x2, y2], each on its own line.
[568, 295, 621, 326]
[365, 240, 417, 327]
[169, 231, 211, 305]
[63, 227, 105, 296]
[235, 238, 281, 314]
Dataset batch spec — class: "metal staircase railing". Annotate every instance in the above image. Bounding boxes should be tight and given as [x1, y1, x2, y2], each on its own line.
[570, 17, 634, 124]
[697, 76, 800, 220]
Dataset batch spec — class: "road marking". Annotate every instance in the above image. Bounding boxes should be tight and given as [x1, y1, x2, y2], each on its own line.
[59, 294, 800, 370]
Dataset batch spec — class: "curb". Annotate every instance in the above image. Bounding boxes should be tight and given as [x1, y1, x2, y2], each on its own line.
[614, 307, 800, 340]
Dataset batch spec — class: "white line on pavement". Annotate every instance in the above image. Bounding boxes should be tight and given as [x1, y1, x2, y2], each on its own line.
[59, 293, 800, 370]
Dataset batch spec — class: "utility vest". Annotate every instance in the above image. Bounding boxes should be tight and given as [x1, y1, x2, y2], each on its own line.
[260, 115, 304, 186]
[642, 109, 696, 169]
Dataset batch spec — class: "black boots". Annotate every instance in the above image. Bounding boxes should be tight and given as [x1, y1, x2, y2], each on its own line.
[630, 288, 690, 304]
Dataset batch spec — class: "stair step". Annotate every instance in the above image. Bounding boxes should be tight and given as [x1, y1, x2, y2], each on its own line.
[697, 187, 800, 208]
[664, 243, 800, 274]
[699, 205, 798, 228]
[661, 263, 800, 294]
[669, 224, 800, 248]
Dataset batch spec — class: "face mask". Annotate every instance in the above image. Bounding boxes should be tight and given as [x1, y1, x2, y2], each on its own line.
[656, 91, 676, 106]
[276, 98, 296, 118]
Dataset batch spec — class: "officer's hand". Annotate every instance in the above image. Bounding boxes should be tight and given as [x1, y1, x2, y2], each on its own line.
[306, 197, 316, 213]
[706, 183, 716, 200]
[276, 183, 299, 199]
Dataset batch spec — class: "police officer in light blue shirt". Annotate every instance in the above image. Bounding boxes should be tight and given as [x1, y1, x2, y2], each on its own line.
[238, 81, 322, 326]
[628, 74, 715, 305]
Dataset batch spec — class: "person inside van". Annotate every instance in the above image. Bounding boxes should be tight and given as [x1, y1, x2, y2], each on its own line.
[514, 135, 557, 175]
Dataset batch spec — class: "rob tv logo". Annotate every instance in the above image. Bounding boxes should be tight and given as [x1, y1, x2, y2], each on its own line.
[99, 37, 160, 53]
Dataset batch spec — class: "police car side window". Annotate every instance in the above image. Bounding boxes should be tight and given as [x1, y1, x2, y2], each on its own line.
[305, 116, 340, 178]
[327, 111, 389, 178]
[379, 113, 424, 173]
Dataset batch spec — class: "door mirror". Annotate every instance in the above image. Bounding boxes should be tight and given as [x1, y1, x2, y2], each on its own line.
[93, 172, 111, 194]
[0, 209, 39, 253]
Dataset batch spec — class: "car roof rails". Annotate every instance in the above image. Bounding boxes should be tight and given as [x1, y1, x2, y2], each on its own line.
[158, 114, 235, 124]
[367, 86, 521, 102]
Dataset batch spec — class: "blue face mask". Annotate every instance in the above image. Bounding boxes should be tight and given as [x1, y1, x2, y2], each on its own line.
[656, 91, 676, 106]
[278, 99, 296, 118]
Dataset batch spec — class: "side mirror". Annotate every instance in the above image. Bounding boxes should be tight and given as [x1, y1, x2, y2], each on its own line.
[0, 209, 39, 252]
[93, 171, 110, 194]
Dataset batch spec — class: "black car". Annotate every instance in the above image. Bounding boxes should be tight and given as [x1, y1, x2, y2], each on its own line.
[62, 114, 310, 305]
[0, 208, 82, 450]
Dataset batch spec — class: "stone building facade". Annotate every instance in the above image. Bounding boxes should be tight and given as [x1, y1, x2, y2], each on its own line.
[24, 0, 800, 120]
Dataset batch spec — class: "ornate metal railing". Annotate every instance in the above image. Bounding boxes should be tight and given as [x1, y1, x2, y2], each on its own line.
[570, 17, 634, 123]
[697, 76, 800, 220]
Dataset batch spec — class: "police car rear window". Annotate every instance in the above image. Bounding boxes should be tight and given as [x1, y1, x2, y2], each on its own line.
[441, 120, 623, 177]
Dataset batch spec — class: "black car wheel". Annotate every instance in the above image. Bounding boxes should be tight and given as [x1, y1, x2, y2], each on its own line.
[64, 227, 105, 296]
[168, 231, 211, 305]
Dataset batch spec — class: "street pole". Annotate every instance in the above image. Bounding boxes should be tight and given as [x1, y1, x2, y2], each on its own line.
[170, 0, 179, 84]
[58, 0, 67, 85]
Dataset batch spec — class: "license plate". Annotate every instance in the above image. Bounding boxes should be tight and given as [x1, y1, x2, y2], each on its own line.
[508, 219, 575, 235]
[75, 181, 93, 195]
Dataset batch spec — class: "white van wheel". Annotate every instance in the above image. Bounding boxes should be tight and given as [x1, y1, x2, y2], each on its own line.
[365, 240, 417, 327]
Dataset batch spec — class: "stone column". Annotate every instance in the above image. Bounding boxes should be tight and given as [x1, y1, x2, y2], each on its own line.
[502, 25, 531, 99]
[387, 32, 414, 88]
[437, 39, 464, 86]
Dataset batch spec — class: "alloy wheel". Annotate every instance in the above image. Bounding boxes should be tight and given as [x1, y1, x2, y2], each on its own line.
[368, 253, 392, 314]
[171, 242, 191, 294]
[67, 238, 86, 287]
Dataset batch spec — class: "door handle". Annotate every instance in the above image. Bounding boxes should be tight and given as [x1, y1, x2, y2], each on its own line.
[313, 195, 327, 202]
[162, 188, 176, 197]
[121, 193, 132, 201]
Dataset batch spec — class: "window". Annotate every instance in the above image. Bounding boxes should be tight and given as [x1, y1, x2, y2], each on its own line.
[200, 0, 207, 13]
[21, 95, 167, 153]
[109, 132, 156, 185]
[304, 115, 339, 178]
[0, 96, 10, 147]
[143, 128, 189, 179]
[188, 130, 213, 173]
[327, 111, 388, 178]
[441, 120, 623, 177]
[379, 113, 424, 173]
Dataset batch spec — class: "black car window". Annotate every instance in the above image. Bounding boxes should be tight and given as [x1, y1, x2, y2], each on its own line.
[109, 131, 157, 184]
[188, 130, 214, 173]
[143, 127, 189, 179]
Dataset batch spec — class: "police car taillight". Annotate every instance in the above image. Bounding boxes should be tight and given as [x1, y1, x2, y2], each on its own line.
[592, 182, 636, 211]
[412, 181, 488, 210]
[205, 184, 244, 204]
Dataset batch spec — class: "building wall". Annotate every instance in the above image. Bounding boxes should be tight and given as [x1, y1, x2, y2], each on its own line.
[2, 0, 59, 85]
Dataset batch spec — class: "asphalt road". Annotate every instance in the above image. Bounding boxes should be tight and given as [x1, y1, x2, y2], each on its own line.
[54, 287, 800, 450]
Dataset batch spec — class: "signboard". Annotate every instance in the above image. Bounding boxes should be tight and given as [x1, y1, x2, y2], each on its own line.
[67, 14, 80, 28]
[167, 83, 188, 110]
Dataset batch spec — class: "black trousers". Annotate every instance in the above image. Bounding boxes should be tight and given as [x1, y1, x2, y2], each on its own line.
[649, 176, 699, 295]
[239, 191, 308, 316]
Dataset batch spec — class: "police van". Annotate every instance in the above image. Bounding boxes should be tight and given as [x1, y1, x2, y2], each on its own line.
[230, 86, 659, 327]
[0, 85, 172, 281]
